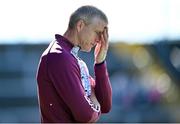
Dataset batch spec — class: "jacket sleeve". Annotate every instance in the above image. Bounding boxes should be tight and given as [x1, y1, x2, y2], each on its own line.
[47, 53, 100, 122]
[94, 61, 112, 113]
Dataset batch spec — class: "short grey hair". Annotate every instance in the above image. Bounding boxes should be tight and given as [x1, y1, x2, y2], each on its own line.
[68, 5, 108, 29]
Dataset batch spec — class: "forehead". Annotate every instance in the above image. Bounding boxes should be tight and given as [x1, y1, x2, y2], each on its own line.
[89, 17, 107, 32]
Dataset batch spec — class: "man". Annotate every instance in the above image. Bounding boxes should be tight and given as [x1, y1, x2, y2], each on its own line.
[36, 5, 112, 123]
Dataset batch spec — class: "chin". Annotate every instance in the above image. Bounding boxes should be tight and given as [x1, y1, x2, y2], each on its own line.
[81, 47, 91, 52]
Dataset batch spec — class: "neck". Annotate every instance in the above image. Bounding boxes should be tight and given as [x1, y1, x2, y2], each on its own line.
[63, 29, 79, 46]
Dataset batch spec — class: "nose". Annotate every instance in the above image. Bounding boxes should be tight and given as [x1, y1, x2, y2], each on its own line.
[95, 35, 100, 43]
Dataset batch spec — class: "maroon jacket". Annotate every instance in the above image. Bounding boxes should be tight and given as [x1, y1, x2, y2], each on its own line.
[36, 34, 112, 123]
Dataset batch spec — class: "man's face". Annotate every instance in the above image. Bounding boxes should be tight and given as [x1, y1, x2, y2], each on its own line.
[78, 18, 107, 52]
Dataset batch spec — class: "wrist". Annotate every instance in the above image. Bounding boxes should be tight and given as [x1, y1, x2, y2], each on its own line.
[95, 54, 106, 64]
[95, 59, 105, 64]
[95, 61, 105, 65]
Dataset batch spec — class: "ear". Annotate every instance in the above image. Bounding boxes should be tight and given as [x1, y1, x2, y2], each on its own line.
[76, 19, 85, 32]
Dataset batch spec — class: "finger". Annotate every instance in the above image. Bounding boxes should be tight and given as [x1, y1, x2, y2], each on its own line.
[103, 29, 108, 42]
[103, 28, 108, 41]
[101, 33, 105, 44]
[95, 42, 101, 55]
[105, 27, 109, 39]
[97, 33, 101, 43]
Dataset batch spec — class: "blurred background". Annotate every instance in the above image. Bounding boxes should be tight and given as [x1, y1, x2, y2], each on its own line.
[0, 0, 180, 122]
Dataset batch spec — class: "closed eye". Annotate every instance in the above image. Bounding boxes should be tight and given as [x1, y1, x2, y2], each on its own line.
[95, 31, 101, 36]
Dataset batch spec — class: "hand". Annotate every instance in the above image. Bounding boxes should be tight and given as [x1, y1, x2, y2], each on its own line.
[94, 27, 109, 64]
